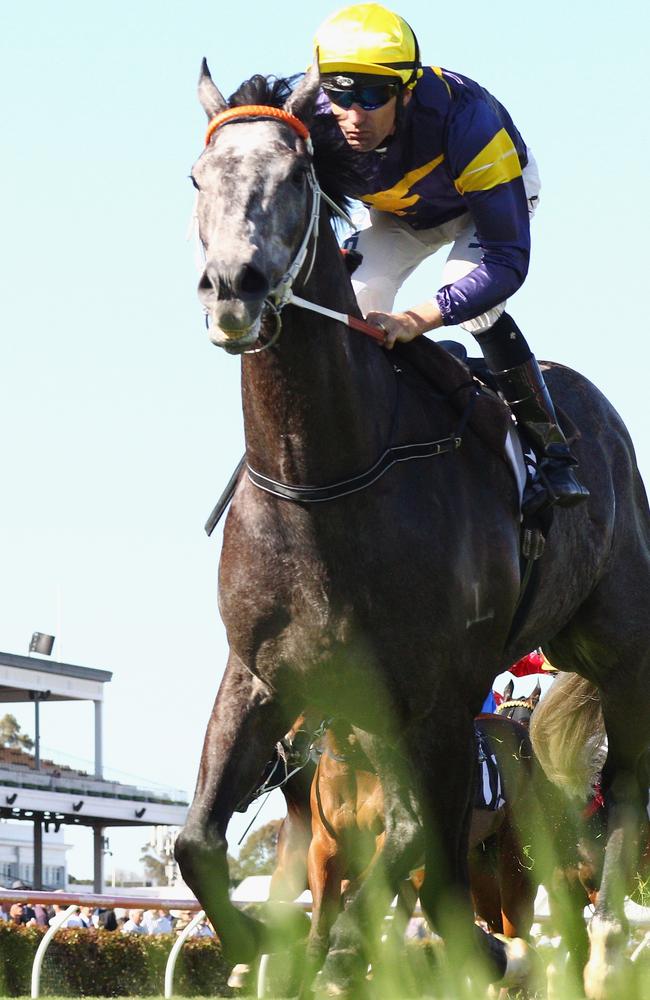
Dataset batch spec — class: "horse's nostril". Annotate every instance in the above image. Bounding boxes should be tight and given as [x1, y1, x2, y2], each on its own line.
[236, 265, 269, 300]
[198, 263, 269, 302]
[198, 271, 213, 293]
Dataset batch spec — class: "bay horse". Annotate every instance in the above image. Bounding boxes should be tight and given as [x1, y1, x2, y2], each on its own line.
[495, 679, 543, 728]
[175, 60, 650, 998]
[302, 715, 543, 994]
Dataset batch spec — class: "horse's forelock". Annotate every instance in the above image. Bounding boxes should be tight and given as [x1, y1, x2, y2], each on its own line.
[227, 74, 293, 110]
[226, 74, 371, 211]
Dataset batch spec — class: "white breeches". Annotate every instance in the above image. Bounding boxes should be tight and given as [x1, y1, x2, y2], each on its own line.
[349, 151, 541, 334]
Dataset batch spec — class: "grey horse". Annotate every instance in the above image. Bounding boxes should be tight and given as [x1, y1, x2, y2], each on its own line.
[175, 60, 650, 999]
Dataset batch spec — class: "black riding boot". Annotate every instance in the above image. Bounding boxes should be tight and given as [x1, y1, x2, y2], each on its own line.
[474, 313, 590, 515]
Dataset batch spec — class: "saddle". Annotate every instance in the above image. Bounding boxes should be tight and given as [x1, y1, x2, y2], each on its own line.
[393, 337, 579, 459]
[391, 336, 513, 462]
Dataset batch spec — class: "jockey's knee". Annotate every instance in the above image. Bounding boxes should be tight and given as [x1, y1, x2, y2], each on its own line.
[351, 276, 399, 315]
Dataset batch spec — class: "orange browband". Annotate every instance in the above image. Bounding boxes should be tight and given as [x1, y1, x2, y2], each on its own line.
[205, 105, 310, 146]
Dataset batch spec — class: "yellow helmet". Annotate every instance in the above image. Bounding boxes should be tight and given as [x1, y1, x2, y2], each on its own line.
[315, 4, 422, 88]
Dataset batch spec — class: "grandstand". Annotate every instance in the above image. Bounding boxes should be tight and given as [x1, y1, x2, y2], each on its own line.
[0, 649, 187, 891]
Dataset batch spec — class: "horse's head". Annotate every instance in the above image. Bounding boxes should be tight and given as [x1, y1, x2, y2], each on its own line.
[495, 679, 542, 728]
[192, 61, 321, 353]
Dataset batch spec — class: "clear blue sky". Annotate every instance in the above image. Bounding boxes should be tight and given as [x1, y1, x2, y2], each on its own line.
[1, 1, 648, 879]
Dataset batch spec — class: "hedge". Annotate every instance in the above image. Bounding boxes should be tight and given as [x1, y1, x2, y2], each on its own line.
[0, 924, 233, 997]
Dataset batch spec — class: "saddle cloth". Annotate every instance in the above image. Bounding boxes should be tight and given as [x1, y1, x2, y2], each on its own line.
[474, 723, 506, 811]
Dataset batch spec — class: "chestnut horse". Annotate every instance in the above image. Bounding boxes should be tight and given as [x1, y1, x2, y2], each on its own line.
[175, 61, 650, 998]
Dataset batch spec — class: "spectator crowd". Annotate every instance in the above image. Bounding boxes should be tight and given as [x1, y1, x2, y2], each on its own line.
[0, 897, 214, 937]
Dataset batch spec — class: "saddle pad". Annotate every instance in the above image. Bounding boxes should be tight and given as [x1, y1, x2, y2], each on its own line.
[505, 426, 527, 508]
[474, 726, 506, 811]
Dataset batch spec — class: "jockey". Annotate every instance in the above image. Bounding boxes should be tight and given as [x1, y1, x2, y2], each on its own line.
[313, 3, 589, 514]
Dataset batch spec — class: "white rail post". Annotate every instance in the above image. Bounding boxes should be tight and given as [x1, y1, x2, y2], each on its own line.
[631, 929, 650, 963]
[256, 953, 271, 999]
[163, 910, 206, 999]
[31, 905, 79, 999]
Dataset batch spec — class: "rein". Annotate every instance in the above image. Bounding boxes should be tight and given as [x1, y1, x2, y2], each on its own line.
[201, 102, 477, 517]
[203, 104, 387, 350]
[235, 718, 332, 841]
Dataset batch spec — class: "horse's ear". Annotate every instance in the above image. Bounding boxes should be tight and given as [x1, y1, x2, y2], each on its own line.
[504, 679, 514, 701]
[531, 680, 542, 702]
[284, 54, 320, 124]
[198, 58, 228, 120]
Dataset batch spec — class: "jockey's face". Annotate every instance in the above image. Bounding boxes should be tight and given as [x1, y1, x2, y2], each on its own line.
[329, 90, 412, 152]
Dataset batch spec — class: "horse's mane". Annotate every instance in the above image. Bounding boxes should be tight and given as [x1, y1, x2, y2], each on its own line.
[227, 74, 371, 210]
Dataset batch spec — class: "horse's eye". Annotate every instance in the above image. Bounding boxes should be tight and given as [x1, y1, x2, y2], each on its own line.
[291, 167, 307, 188]
[190, 175, 200, 191]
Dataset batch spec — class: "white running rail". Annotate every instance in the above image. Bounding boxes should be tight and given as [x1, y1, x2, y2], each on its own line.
[0, 889, 203, 999]
[163, 909, 206, 999]
[3, 887, 650, 999]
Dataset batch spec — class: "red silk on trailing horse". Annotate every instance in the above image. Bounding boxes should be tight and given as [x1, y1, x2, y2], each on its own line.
[510, 651, 545, 677]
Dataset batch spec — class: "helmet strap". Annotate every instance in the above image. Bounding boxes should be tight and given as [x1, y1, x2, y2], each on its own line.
[400, 18, 421, 89]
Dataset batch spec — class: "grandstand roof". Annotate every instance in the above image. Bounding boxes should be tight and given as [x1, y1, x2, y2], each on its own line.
[0, 650, 111, 703]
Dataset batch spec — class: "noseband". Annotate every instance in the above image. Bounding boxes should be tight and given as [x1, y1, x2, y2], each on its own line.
[204, 104, 355, 353]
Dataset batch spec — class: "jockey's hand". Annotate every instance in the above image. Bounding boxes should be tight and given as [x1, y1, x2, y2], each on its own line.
[366, 300, 444, 350]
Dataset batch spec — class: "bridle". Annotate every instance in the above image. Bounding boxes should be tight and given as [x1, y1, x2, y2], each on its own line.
[233, 717, 332, 843]
[203, 104, 384, 353]
[201, 103, 476, 507]
[495, 697, 536, 719]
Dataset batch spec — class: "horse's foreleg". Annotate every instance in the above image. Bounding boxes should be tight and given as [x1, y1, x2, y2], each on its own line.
[269, 769, 314, 902]
[545, 868, 591, 998]
[496, 817, 535, 940]
[318, 737, 423, 995]
[583, 714, 649, 1000]
[175, 652, 303, 963]
[468, 844, 503, 933]
[390, 870, 424, 941]
[269, 812, 311, 902]
[415, 712, 536, 993]
[301, 831, 343, 998]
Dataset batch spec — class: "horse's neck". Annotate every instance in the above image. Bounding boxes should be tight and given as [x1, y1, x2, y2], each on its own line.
[241, 226, 395, 485]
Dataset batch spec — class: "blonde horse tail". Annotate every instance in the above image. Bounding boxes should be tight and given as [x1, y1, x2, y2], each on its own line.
[530, 671, 606, 800]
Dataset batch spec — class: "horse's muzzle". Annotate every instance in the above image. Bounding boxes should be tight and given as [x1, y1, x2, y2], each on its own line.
[208, 311, 262, 353]
[199, 258, 270, 352]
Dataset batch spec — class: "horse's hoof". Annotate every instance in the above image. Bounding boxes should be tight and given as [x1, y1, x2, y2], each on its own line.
[227, 962, 251, 989]
[584, 916, 629, 1000]
[313, 969, 347, 998]
[493, 935, 543, 992]
[314, 948, 369, 999]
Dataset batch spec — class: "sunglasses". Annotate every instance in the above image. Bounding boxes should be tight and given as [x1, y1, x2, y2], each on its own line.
[323, 83, 399, 111]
